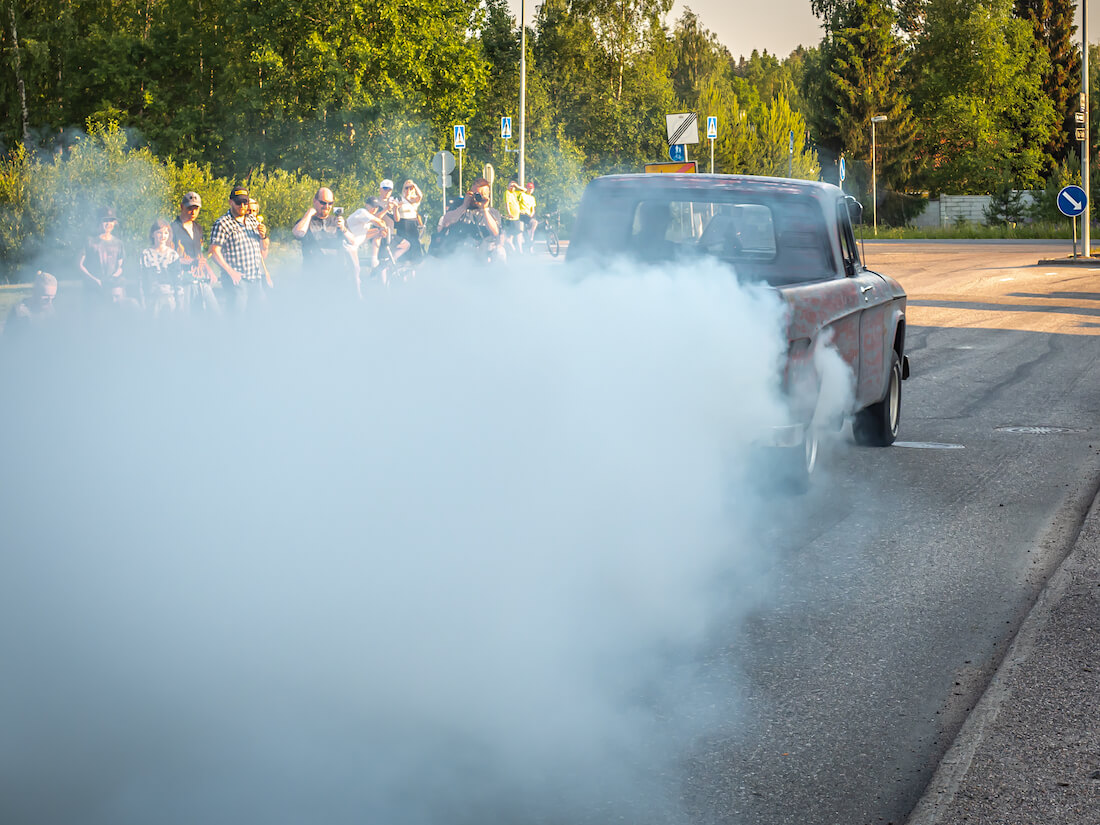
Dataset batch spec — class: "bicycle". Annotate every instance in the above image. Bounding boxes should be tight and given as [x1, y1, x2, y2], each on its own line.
[530, 210, 561, 257]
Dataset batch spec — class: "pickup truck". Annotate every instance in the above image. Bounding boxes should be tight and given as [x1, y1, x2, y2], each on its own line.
[566, 173, 909, 487]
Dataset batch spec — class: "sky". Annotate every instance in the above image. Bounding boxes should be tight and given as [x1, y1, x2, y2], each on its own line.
[510, 0, 1100, 64]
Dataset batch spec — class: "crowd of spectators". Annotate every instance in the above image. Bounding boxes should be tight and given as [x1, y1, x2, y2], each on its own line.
[4, 176, 545, 334]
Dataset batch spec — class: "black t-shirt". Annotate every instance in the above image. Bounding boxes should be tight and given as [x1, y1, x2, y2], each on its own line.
[171, 218, 204, 274]
[300, 214, 344, 265]
[82, 235, 124, 279]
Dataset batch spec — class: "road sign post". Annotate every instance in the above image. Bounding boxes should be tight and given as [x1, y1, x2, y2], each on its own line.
[789, 129, 794, 177]
[1058, 184, 1088, 258]
[483, 163, 495, 206]
[707, 116, 717, 174]
[666, 113, 700, 146]
[451, 125, 464, 193]
[433, 150, 457, 220]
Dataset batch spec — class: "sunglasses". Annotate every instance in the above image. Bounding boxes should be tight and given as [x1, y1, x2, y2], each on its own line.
[316, 199, 334, 206]
[231, 197, 249, 205]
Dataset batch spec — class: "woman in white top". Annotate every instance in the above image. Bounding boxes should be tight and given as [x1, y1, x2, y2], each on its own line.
[393, 180, 424, 263]
[140, 219, 181, 316]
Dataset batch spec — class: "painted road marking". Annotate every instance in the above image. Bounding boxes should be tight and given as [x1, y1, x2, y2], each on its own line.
[894, 441, 966, 450]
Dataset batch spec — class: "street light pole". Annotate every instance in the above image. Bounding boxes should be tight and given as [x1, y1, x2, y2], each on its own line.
[871, 115, 887, 236]
[518, 0, 526, 187]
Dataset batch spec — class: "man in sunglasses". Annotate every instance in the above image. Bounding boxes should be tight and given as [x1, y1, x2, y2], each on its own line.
[292, 186, 357, 293]
[209, 186, 266, 312]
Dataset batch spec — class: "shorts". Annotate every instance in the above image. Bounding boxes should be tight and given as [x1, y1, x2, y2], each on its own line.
[504, 219, 525, 236]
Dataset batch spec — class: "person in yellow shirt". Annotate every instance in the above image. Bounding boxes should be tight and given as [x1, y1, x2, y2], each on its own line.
[517, 181, 539, 247]
[503, 181, 526, 254]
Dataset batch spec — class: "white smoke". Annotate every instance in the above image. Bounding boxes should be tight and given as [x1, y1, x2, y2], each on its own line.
[0, 256, 842, 825]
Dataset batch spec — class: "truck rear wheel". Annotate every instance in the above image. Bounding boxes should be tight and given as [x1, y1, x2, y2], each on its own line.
[853, 350, 902, 447]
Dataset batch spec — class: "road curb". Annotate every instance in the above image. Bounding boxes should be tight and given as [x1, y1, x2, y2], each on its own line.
[904, 466, 1100, 825]
[1035, 258, 1100, 267]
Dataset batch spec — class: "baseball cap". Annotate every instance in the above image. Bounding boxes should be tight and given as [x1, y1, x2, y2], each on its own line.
[365, 196, 384, 209]
[380, 179, 394, 190]
[98, 206, 117, 221]
[229, 186, 249, 202]
[182, 191, 202, 208]
[525, 181, 534, 190]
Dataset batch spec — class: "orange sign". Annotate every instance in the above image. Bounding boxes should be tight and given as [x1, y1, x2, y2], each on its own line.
[644, 161, 697, 174]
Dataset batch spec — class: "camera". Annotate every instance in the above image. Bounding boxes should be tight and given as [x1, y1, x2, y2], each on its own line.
[472, 193, 486, 205]
[333, 206, 344, 216]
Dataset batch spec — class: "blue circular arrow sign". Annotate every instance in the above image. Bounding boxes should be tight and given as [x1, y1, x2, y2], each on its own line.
[1057, 184, 1088, 217]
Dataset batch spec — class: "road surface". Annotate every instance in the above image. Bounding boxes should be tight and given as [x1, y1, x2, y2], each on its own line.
[684, 240, 1100, 824]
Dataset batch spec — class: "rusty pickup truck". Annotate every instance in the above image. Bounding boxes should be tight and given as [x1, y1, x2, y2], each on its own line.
[566, 173, 909, 487]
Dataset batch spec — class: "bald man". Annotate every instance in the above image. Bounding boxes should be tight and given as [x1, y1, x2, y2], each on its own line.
[292, 187, 356, 286]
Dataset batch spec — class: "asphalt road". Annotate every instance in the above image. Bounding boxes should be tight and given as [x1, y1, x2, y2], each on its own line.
[683, 240, 1100, 825]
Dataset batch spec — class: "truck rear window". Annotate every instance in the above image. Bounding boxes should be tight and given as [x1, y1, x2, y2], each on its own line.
[572, 190, 837, 286]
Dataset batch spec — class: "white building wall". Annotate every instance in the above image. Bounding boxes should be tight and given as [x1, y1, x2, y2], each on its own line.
[908, 192, 1037, 227]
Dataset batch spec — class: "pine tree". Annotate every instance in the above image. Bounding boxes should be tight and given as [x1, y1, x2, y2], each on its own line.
[1014, 0, 1081, 163]
[803, 0, 917, 191]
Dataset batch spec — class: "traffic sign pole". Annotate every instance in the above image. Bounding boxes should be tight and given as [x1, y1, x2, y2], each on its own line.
[706, 115, 717, 174]
[1082, 0, 1090, 256]
[1057, 185, 1088, 257]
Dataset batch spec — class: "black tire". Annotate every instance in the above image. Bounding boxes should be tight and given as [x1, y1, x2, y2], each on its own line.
[854, 350, 902, 446]
[546, 227, 560, 257]
[752, 424, 818, 495]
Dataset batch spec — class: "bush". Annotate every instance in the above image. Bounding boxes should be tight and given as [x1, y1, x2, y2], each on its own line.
[983, 180, 1030, 225]
[0, 117, 583, 282]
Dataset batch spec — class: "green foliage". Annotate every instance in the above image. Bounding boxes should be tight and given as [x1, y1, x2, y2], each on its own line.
[1013, 0, 1080, 163]
[982, 180, 1030, 224]
[876, 191, 929, 227]
[874, 220, 1072, 239]
[1031, 150, 1079, 221]
[911, 0, 1057, 193]
[806, 0, 916, 191]
[0, 0, 1084, 275]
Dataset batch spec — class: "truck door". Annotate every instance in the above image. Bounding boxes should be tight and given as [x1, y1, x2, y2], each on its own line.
[838, 202, 892, 407]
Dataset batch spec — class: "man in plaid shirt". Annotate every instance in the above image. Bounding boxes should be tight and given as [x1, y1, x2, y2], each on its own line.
[209, 185, 268, 312]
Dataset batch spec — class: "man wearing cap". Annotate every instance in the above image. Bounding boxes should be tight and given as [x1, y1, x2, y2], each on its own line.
[171, 192, 219, 312]
[365, 180, 399, 268]
[209, 186, 266, 312]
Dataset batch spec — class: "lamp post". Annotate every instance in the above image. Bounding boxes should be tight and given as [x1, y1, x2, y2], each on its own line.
[518, 0, 526, 187]
[871, 115, 887, 236]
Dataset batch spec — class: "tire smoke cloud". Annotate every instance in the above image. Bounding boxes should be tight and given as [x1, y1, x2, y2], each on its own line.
[1, 258, 811, 825]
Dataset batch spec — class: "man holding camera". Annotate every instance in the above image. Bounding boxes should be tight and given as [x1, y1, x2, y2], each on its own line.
[209, 186, 266, 313]
[434, 178, 503, 261]
[292, 187, 357, 293]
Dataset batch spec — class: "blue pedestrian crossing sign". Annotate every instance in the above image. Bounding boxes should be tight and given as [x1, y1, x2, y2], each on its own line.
[1057, 184, 1087, 217]
[669, 144, 685, 162]
[501, 117, 512, 140]
[706, 116, 717, 139]
[453, 124, 466, 150]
